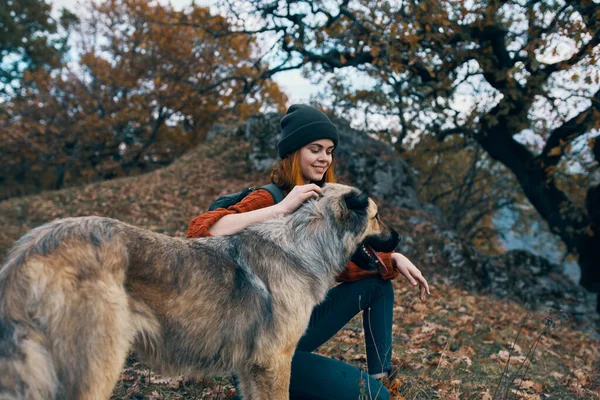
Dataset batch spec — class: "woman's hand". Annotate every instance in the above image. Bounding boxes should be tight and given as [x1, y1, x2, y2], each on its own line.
[276, 184, 323, 214]
[391, 252, 430, 301]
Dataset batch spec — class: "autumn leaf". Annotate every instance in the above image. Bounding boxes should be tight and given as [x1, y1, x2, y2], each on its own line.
[490, 350, 527, 364]
[550, 371, 564, 380]
[480, 391, 493, 400]
[148, 391, 164, 400]
[547, 146, 562, 156]
[514, 379, 543, 392]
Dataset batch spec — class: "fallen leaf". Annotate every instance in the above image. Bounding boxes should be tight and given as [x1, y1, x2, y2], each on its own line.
[490, 350, 527, 364]
[480, 390, 493, 400]
[508, 342, 523, 355]
[550, 371, 564, 380]
[514, 379, 536, 390]
[452, 355, 472, 367]
[148, 391, 164, 400]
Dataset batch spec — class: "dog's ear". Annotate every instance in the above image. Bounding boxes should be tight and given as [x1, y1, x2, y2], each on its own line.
[342, 190, 369, 217]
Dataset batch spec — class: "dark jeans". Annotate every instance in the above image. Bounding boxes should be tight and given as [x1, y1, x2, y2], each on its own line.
[235, 276, 394, 399]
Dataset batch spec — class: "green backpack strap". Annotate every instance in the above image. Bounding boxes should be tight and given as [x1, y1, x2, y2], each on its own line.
[208, 183, 285, 211]
[259, 183, 285, 204]
[208, 188, 254, 211]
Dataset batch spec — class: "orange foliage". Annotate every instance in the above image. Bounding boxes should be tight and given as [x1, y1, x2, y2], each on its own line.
[0, 0, 287, 199]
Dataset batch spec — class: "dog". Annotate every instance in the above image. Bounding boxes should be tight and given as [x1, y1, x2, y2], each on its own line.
[0, 183, 400, 400]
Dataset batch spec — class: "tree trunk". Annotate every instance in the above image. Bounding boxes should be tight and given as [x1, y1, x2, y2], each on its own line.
[474, 102, 599, 310]
[582, 140, 600, 311]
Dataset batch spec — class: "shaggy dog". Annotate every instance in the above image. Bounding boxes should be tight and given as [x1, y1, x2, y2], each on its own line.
[0, 183, 399, 400]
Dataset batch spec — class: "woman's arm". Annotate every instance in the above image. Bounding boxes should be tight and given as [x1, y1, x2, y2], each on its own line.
[208, 204, 285, 236]
[187, 189, 273, 238]
[209, 183, 324, 236]
[188, 184, 323, 238]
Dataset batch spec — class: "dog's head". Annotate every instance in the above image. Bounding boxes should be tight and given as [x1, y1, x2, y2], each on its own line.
[315, 183, 400, 261]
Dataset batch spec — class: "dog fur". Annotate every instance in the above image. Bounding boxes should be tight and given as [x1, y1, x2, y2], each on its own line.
[0, 183, 399, 400]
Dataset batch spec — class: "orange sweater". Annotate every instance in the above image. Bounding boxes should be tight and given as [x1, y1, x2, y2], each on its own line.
[187, 189, 400, 282]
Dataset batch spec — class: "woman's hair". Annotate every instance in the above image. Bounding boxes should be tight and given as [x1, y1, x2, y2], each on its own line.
[271, 149, 336, 192]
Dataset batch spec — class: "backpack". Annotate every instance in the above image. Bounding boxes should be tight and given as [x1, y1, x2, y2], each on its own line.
[208, 183, 285, 211]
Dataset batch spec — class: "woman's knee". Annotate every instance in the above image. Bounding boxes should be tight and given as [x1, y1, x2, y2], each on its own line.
[352, 276, 394, 311]
[379, 278, 394, 297]
[368, 276, 394, 301]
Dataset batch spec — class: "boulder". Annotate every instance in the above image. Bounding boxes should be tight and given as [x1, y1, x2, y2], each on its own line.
[481, 250, 596, 320]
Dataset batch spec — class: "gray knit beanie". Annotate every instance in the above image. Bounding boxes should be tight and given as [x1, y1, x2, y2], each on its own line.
[277, 104, 339, 159]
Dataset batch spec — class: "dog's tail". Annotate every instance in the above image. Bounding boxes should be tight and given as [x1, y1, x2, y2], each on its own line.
[1, 231, 58, 400]
[0, 318, 58, 400]
[0, 217, 136, 399]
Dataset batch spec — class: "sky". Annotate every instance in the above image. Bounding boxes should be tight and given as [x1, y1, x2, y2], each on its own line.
[49, 0, 322, 105]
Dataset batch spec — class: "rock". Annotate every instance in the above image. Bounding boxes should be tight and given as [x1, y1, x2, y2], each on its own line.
[424, 230, 598, 328]
[398, 235, 415, 255]
[244, 113, 281, 173]
[407, 215, 430, 226]
[481, 250, 595, 320]
[421, 203, 445, 224]
[438, 232, 486, 293]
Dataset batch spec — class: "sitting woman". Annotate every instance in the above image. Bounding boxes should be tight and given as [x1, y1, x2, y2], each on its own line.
[187, 104, 430, 399]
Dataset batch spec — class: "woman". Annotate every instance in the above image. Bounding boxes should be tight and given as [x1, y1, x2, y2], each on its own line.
[187, 104, 430, 399]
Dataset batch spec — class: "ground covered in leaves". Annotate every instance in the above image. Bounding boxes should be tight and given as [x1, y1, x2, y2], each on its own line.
[107, 281, 599, 400]
[0, 137, 598, 399]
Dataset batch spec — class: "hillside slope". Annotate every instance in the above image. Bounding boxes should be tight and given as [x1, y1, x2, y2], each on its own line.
[0, 125, 598, 399]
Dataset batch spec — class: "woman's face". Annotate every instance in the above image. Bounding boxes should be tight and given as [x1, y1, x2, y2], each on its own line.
[299, 139, 335, 183]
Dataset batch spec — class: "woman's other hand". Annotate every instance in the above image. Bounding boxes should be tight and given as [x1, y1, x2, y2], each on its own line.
[276, 184, 323, 214]
[391, 252, 431, 301]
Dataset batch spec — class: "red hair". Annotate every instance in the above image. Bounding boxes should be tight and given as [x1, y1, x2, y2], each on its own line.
[271, 150, 336, 192]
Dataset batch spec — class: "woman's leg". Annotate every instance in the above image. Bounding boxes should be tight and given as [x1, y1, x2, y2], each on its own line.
[297, 276, 394, 375]
[290, 350, 390, 400]
[232, 277, 394, 399]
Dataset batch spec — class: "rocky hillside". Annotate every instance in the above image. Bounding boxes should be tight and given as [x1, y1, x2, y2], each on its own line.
[0, 112, 598, 399]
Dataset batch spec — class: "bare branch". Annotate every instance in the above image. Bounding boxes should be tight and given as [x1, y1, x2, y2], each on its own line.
[538, 88, 600, 166]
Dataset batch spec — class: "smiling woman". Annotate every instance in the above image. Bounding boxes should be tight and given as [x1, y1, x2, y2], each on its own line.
[187, 104, 431, 399]
[298, 140, 335, 182]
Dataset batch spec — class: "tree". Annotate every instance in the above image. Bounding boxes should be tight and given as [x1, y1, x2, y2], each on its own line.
[227, 0, 600, 309]
[0, 0, 287, 198]
[0, 0, 76, 95]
